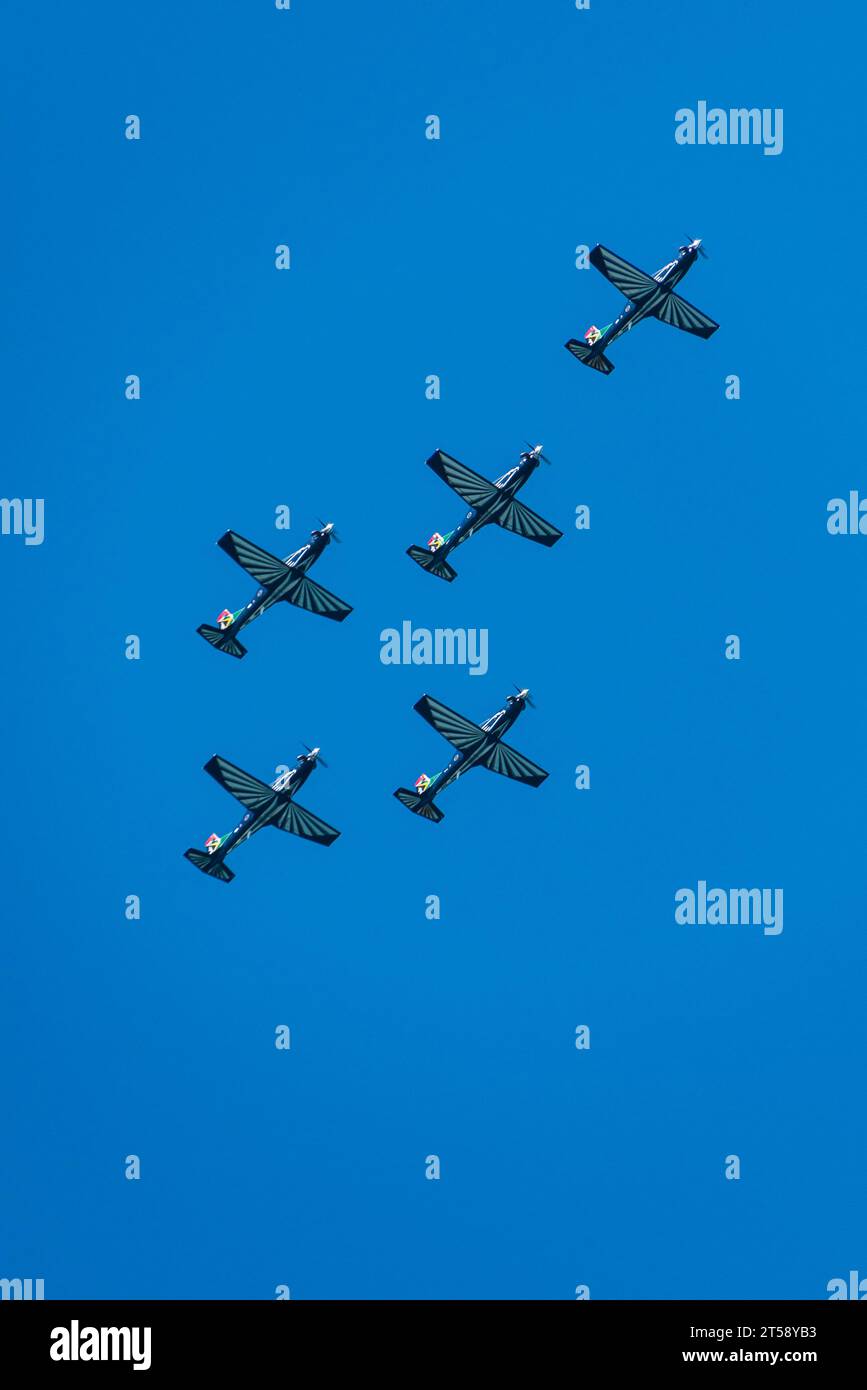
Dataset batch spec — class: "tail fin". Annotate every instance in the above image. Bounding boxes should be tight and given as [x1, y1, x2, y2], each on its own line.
[197, 623, 248, 659]
[564, 338, 615, 375]
[394, 787, 445, 823]
[184, 848, 236, 882]
[406, 545, 457, 583]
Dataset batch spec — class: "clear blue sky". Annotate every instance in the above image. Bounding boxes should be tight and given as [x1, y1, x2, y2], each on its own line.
[3, 0, 865, 1299]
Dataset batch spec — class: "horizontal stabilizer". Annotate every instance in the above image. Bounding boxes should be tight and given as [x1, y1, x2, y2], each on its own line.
[426, 450, 497, 508]
[406, 544, 457, 582]
[184, 848, 235, 882]
[285, 574, 352, 622]
[204, 755, 275, 811]
[651, 291, 719, 338]
[497, 499, 562, 547]
[565, 338, 615, 374]
[480, 739, 548, 787]
[272, 799, 340, 845]
[394, 787, 445, 823]
[197, 623, 247, 659]
[413, 694, 485, 752]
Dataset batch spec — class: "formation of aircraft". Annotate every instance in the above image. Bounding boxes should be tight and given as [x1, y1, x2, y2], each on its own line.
[185, 234, 719, 873]
[566, 238, 718, 375]
[184, 748, 340, 882]
[197, 523, 352, 659]
[407, 444, 562, 582]
[394, 688, 547, 822]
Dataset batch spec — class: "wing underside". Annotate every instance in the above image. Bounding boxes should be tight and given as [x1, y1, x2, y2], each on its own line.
[284, 574, 352, 622]
[426, 451, 497, 509]
[413, 694, 486, 751]
[651, 291, 719, 338]
[272, 799, 340, 845]
[479, 740, 548, 786]
[204, 755, 275, 811]
[497, 498, 563, 547]
[589, 245, 658, 303]
[217, 531, 290, 588]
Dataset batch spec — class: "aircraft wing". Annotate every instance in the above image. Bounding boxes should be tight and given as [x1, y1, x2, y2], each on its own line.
[426, 451, 498, 509]
[272, 799, 340, 845]
[589, 245, 658, 303]
[497, 498, 563, 547]
[413, 694, 486, 751]
[218, 530, 290, 588]
[284, 574, 352, 622]
[204, 755, 276, 811]
[479, 739, 548, 786]
[651, 291, 719, 338]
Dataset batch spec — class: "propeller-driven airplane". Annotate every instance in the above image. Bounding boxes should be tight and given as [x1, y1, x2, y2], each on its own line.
[184, 747, 340, 882]
[197, 523, 352, 658]
[394, 687, 547, 822]
[565, 238, 719, 375]
[407, 444, 562, 582]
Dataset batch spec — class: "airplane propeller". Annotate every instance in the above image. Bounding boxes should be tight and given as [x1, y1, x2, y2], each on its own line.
[302, 743, 328, 768]
[512, 683, 536, 709]
[684, 236, 708, 260]
[523, 440, 553, 465]
[316, 519, 342, 543]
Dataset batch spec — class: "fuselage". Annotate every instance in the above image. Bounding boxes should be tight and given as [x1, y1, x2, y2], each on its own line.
[417, 695, 528, 806]
[208, 758, 316, 864]
[224, 532, 329, 635]
[598, 245, 698, 351]
[436, 455, 540, 559]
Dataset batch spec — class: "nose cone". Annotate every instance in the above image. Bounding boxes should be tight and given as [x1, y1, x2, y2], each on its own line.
[310, 746, 321, 759]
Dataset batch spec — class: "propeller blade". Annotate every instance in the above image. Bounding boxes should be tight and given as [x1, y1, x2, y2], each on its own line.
[302, 743, 328, 769]
[512, 684, 536, 709]
[523, 440, 552, 465]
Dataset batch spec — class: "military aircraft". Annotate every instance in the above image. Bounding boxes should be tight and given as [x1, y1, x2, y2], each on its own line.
[565, 238, 719, 375]
[394, 687, 547, 822]
[406, 444, 562, 582]
[197, 523, 352, 658]
[184, 747, 340, 882]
